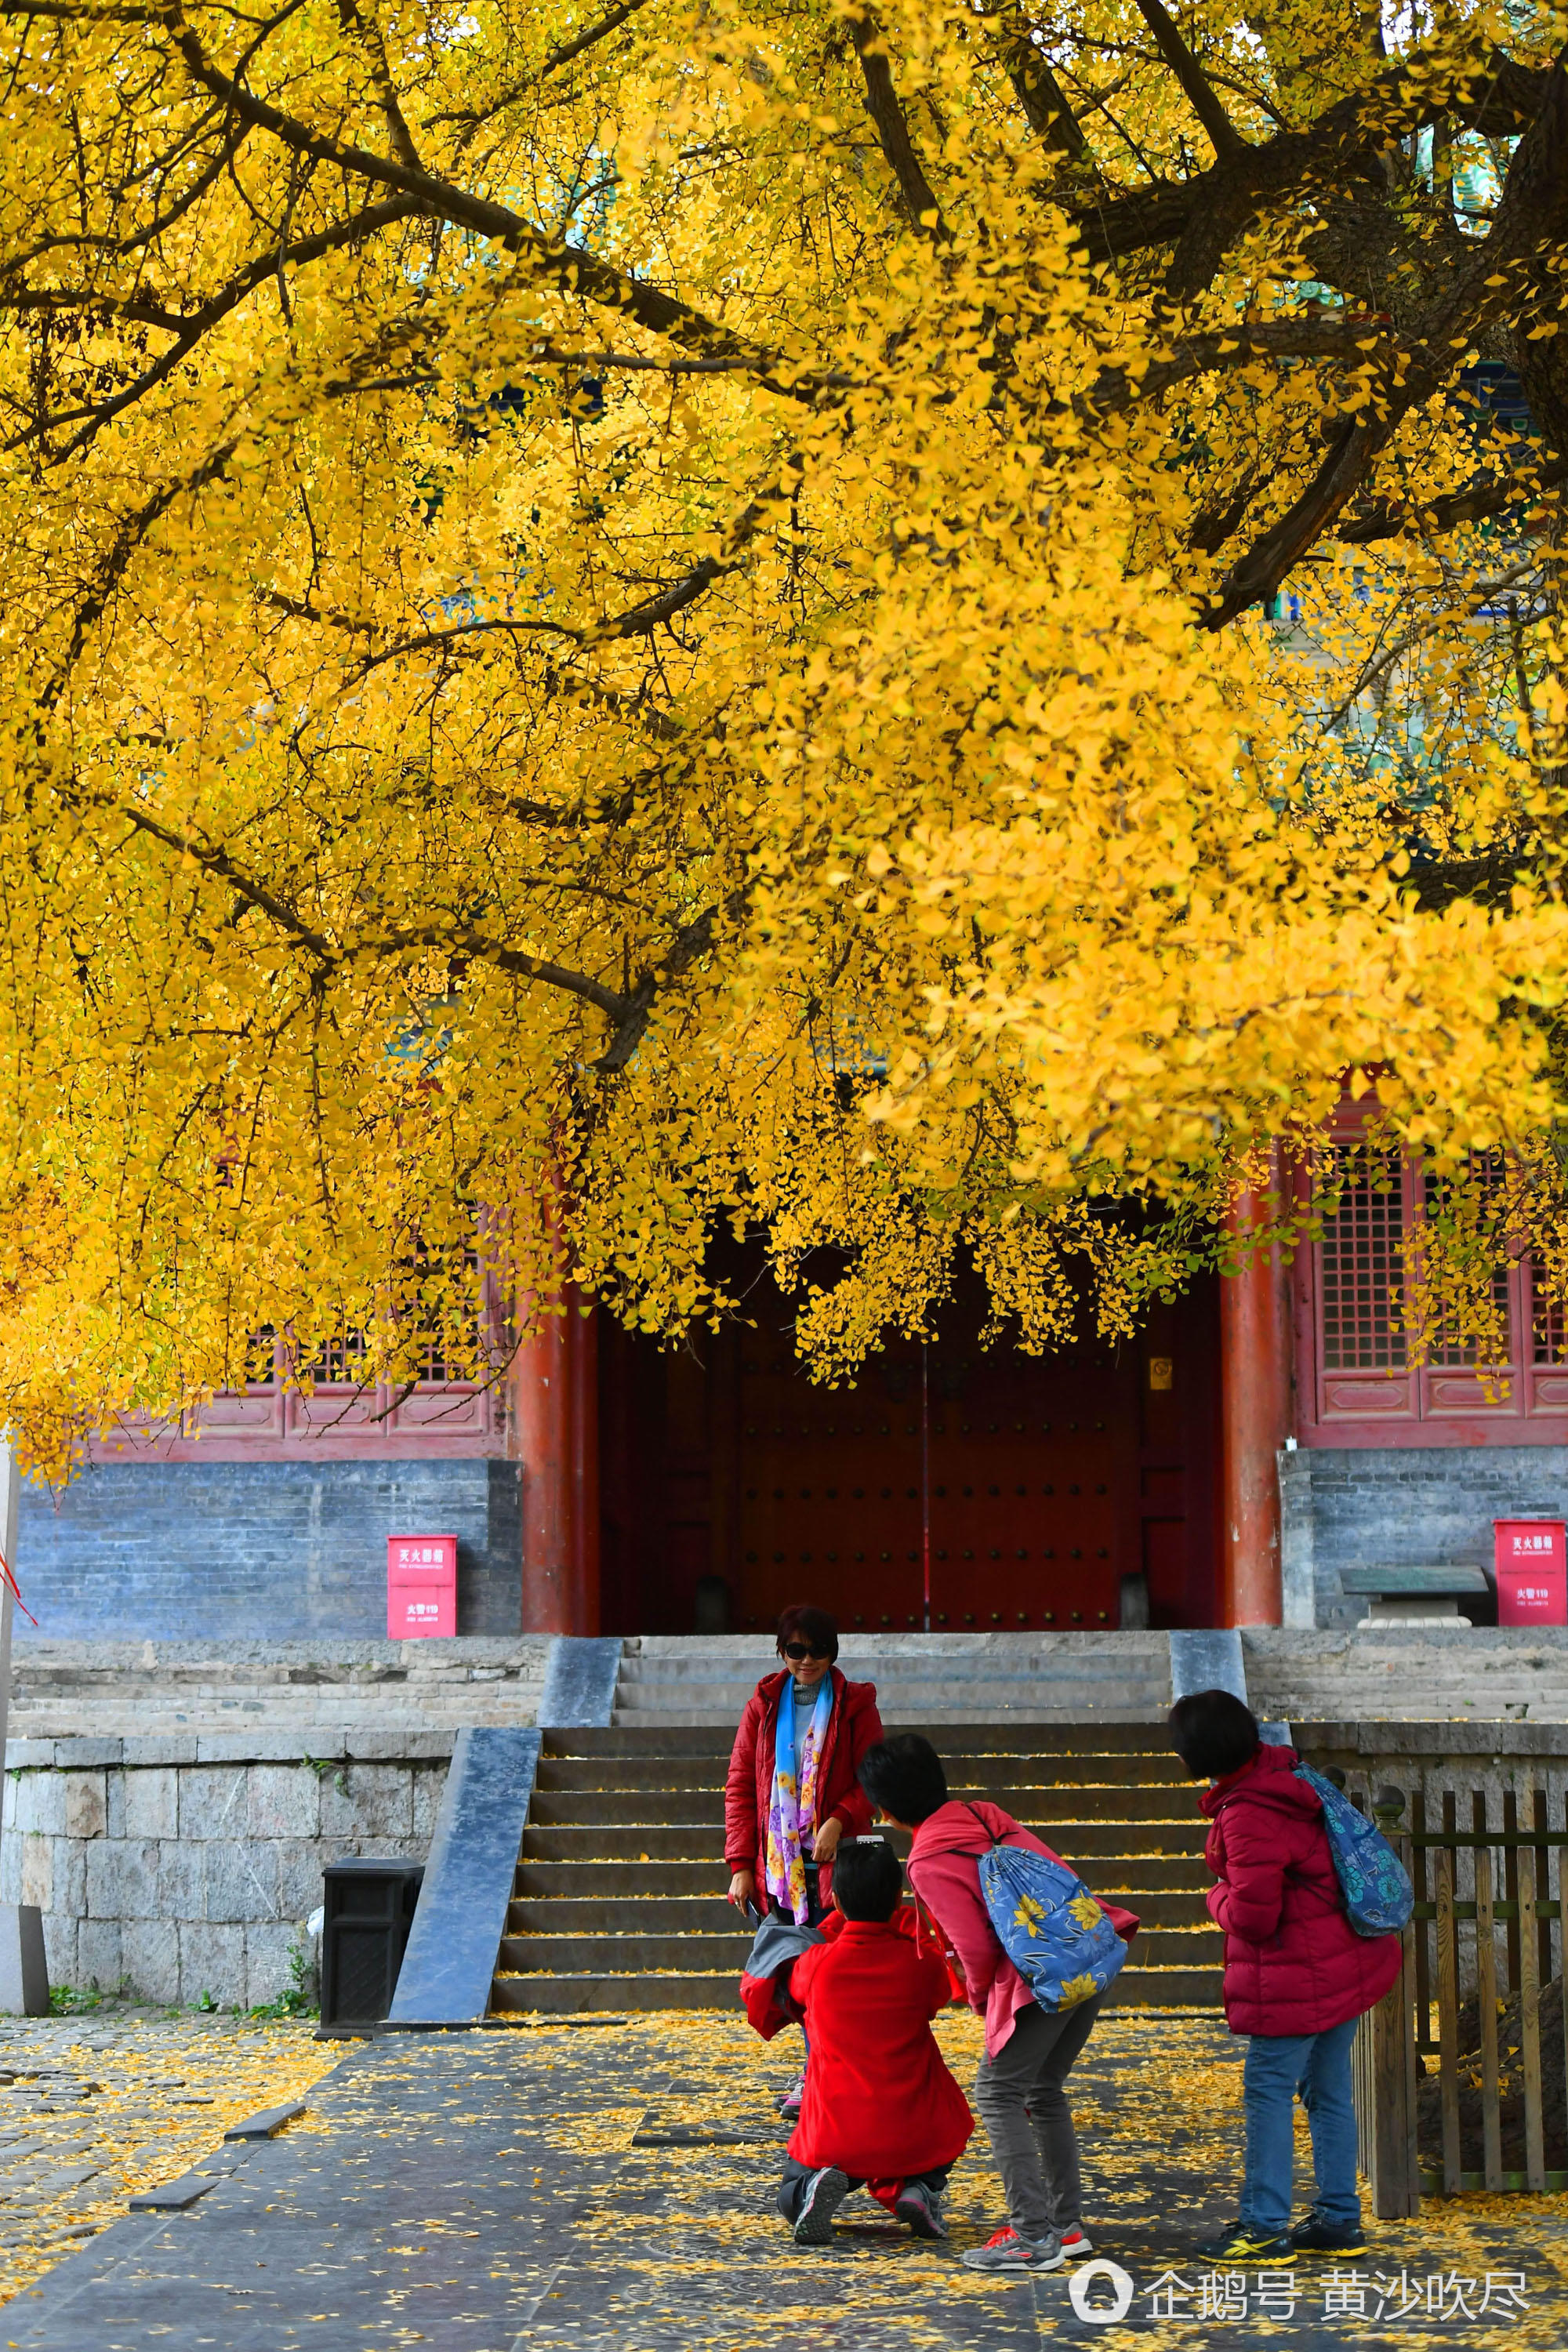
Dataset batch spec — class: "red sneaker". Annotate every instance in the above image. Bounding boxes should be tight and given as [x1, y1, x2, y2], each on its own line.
[1061, 2227, 1094, 2257]
[960, 2226, 1066, 2274]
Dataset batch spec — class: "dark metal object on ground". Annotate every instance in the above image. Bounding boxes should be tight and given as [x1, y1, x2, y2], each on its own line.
[321, 1859, 424, 2030]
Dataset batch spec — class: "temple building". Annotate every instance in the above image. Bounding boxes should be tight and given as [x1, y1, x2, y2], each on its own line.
[18, 1103, 1568, 1642]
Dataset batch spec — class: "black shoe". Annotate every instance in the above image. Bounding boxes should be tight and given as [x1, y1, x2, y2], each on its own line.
[1195, 2223, 1296, 2262]
[793, 2167, 850, 2246]
[894, 2180, 947, 2239]
[1289, 2217, 1367, 2255]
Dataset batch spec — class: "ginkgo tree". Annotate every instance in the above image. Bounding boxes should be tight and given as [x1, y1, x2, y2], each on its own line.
[0, 0, 1566, 1468]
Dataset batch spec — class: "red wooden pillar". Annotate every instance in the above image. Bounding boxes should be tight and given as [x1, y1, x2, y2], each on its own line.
[1218, 1160, 1292, 1628]
[513, 1289, 600, 1634]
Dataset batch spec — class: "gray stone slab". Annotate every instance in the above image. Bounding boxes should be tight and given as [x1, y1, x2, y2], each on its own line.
[1339, 1564, 1490, 1595]
[387, 1725, 540, 2025]
[126, 2165, 235, 2212]
[195, 1733, 347, 1764]
[120, 1737, 200, 1766]
[539, 1637, 622, 1728]
[2, 1743, 56, 1770]
[1168, 1629, 1247, 1704]
[345, 1730, 456, 1762]
[223, 2100, 305, 2141]
[49, 1740, 123, 1767]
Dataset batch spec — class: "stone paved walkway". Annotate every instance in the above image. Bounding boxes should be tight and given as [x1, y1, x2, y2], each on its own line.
[0, 2005, 334, 2313]
[5, 2011, 1566, 2350]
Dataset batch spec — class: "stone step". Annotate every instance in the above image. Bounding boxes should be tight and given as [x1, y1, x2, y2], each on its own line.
[494, 1711, 1219, 2020]
[525, 1782, 1199, 1829]
[545, 1723, 1180, 1758]
[488, 1962, 1223, 2014]
[494, 1923, 1220, 1976]
[613, 1692, 1169, 1723]
[512, 1851, 1214, 1898]
[612, 1709, 1178, 1728]
[612, 1637, 1174, 1726]
[504, 1888, 1217, 1936]
[532, 1751, 1189, 1792]
[517, 1817, 1207, 1864]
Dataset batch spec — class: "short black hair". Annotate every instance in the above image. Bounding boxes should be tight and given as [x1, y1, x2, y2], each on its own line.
[1168, 1689, 1261, 1780]
[830, 1838, 904, 1922]
[775, 1604, 839, 1662]
[858, 1733, 949, 1824]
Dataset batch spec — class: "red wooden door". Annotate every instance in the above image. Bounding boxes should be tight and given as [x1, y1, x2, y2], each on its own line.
[597, 1259, 1219, 1633]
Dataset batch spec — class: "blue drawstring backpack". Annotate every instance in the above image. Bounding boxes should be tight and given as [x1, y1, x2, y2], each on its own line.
[966, 1806, 1127, 2013]
[1293, 1762, 1414, 1936]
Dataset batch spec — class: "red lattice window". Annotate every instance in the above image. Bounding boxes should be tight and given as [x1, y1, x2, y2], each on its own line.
[1301, 1130, 1568, 1443]
[1319, 1154, 1406, 1370]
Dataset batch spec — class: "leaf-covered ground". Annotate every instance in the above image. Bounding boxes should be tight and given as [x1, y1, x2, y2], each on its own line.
[5, 2007, 1568, 2348]
[0, 2005, 336, 2318]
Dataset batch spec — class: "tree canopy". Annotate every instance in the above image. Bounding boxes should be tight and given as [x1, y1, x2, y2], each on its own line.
[1, 0, 1567, 1466]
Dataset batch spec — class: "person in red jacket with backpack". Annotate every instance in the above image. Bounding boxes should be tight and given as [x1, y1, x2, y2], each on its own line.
[776, 1836, 973, 2245]
[1171, 1689, 1403, 2263]
[859, 1732, 1138, 2278]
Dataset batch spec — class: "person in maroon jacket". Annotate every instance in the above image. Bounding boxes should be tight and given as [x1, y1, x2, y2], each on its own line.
[724, 1606, 884, 2114]
[776, 1837, 973, 2245]
[1172, 1689, 1403, 2263]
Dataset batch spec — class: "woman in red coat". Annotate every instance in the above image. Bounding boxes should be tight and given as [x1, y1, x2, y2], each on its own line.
[725, 1605, 884, 2111]
[1172, 1689, 1402, 2265]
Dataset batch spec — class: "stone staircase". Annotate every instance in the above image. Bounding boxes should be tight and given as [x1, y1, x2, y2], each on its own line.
[488, 1723, 1222, 2016]
[612, 1633, 1174, 1726]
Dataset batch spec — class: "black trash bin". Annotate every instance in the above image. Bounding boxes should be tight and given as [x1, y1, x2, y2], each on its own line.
[320, 1858, 424, 2031]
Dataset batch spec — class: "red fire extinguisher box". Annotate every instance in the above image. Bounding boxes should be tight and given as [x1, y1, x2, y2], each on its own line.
[1494, 1520, 1568, 1628]
[387, 1534, 458, 1639]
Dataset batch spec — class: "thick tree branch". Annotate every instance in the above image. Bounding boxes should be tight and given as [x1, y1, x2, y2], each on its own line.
[1130, 0, 1246, 160]
[7, 195, 423, 460]
[844, 5, 949, 239]
[1202, 49, 1568, 621]
[996, 11, 1089, 159]
[1335, 456, 1568, 545]
[335, 0, 424, 173]
[162, 5, 779, 368]
[597, 888, 750, 1070]
[114, 805, 338, 959]
[1067, 51, 1550, 273]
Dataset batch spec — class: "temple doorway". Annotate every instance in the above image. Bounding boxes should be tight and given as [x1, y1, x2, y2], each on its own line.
[598, 1252, 1220, 1635]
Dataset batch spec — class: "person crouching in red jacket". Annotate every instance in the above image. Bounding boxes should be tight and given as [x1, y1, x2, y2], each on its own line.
[1171, 1689, 1403, 2265]
[776, 1837, 973, 2246]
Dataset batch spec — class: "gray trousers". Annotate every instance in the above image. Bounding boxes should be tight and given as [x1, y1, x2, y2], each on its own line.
[972, 1994, 1104, 2241]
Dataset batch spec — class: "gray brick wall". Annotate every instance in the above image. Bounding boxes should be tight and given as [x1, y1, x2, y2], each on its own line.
[1, 1733, 452, 2005]
[1279, 1445, 1568, 1628]
[16, 1459, 521, 1642]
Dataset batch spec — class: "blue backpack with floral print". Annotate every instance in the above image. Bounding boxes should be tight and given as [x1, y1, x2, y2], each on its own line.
[967, 1807, 1127, 2013]
[1294, 1763, 1413, 1936]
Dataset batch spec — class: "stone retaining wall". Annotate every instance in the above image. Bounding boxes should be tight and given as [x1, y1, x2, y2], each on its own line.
[0, 1733, 454, 2007]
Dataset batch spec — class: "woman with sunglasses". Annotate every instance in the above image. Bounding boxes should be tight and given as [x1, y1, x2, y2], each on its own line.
[725, 1605, 884, 2114]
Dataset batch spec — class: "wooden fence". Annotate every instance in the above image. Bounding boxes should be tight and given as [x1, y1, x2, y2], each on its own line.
[1352, 1780, 1568, 2215]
